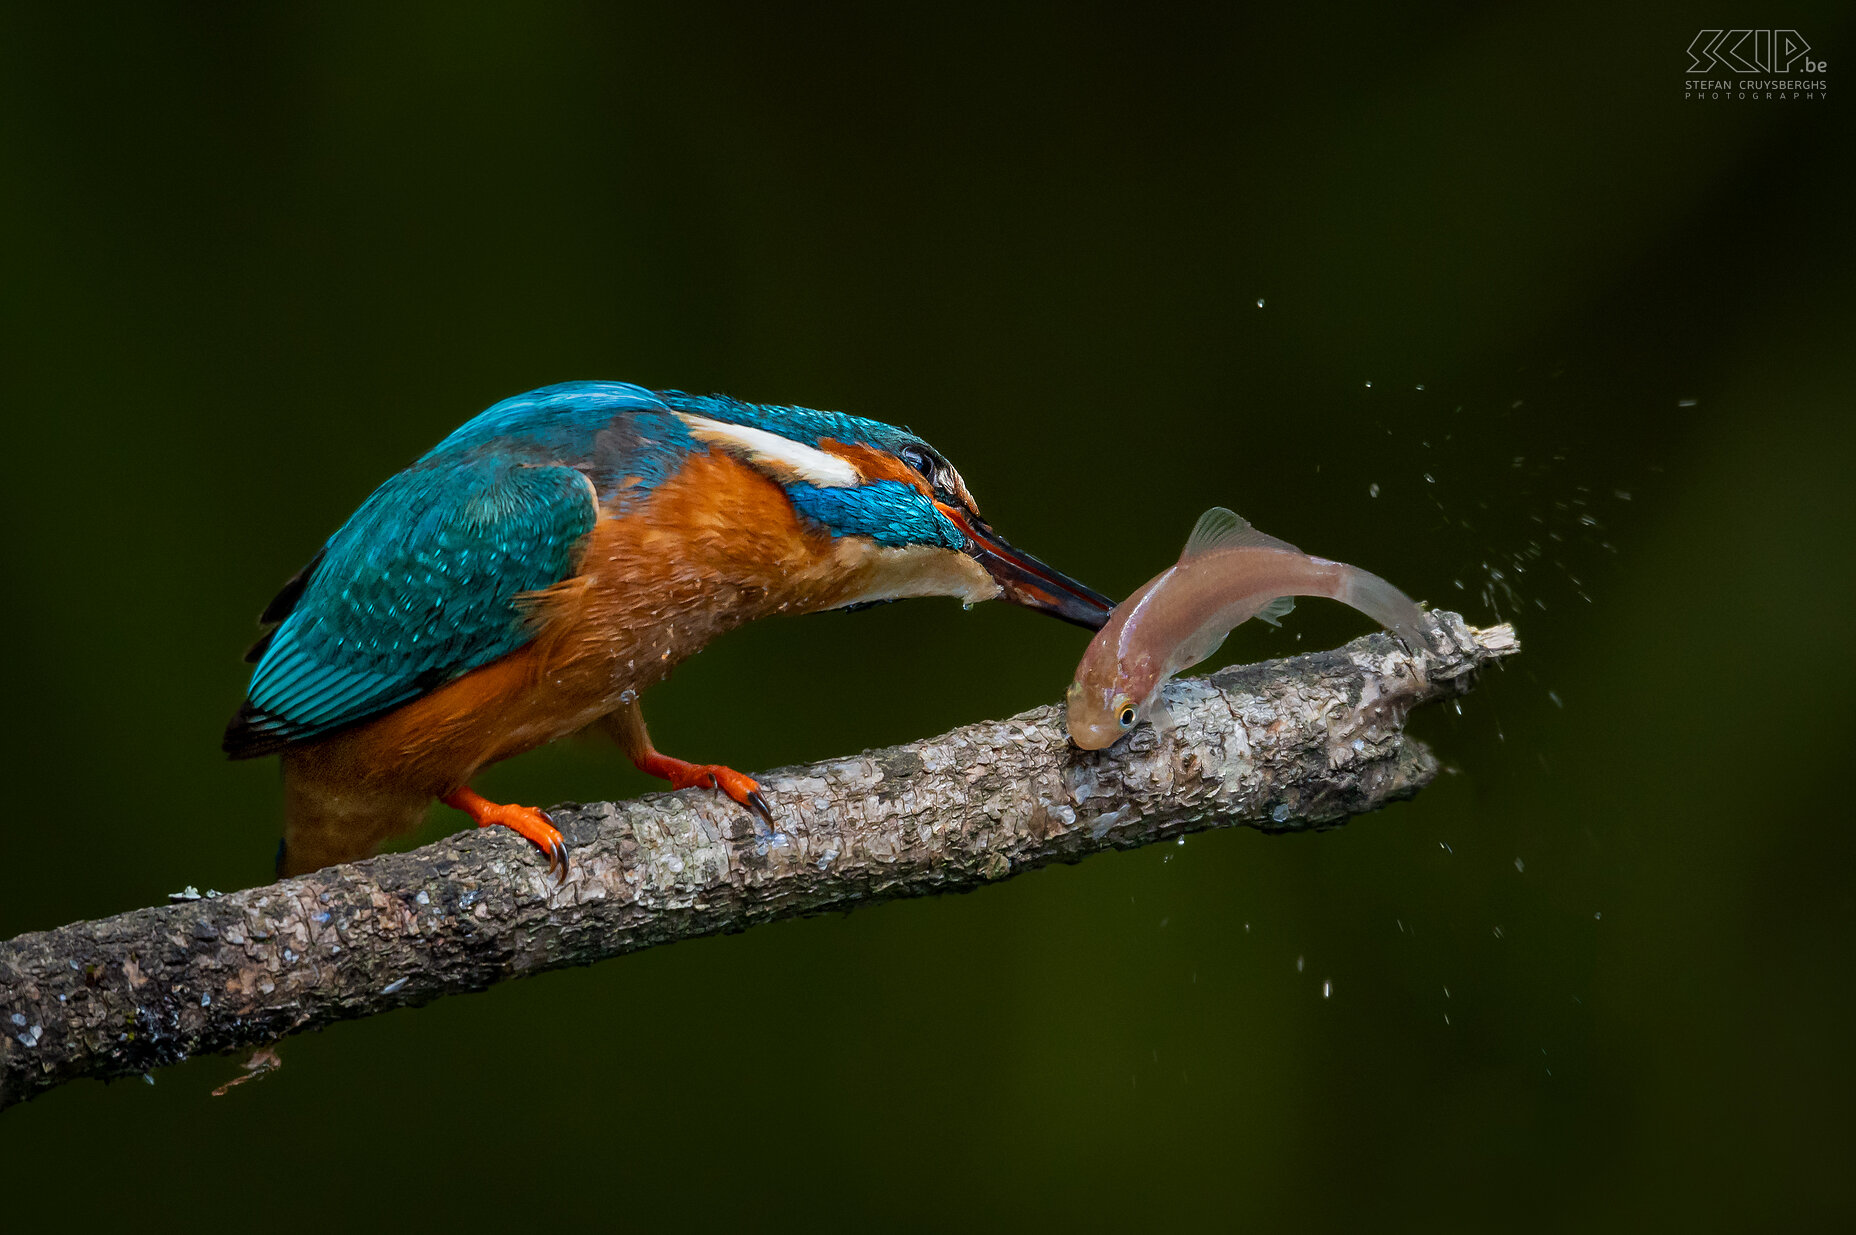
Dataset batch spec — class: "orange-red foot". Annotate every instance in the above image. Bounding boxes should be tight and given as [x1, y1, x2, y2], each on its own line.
[632, 753, 772, 825]
[442, 787, 569, 882]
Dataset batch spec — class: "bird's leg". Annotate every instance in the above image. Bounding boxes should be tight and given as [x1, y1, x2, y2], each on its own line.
[602, 698, 773, 825]
[441, 786, 569, 882]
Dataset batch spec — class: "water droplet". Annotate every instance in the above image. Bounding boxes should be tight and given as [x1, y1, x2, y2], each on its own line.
[1423, 473, 1435, 484]
[1594, 911, 1602, 921]
[1677, 397, 1698, 408]
[1322, 980, 1332, 998]
[1270, 803, 1291, 823]
[1364, 381, 1373, 389]
[1548, 690, 1563, 708]
[1255, 298, 1265, 308]
[1175, 836, 1185, 845]
[1295, 956, 1305, 972]
[1514, 857, 1526, 873]
[1368, 482, 1381, 498]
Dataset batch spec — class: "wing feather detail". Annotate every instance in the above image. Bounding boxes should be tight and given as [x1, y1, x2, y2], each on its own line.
[224, 461, 597, 757]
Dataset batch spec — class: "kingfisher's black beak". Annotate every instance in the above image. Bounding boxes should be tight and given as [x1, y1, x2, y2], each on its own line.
[940, 504, 1116, 631]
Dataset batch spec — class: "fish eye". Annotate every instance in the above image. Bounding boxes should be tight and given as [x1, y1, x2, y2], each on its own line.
[1117, 703, 1137, 729]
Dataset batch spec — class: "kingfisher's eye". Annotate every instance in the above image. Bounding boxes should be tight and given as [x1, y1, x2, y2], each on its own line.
[1117, 704, 1137, 729]
[900, 446, 937, 483]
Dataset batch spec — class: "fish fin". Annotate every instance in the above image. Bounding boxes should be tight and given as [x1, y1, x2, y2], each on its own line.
[1171, 626, 1228, 674]
[1256, 595, 1297, 627]
[1180, 507, 1302, 560]
[1173, 597, 1291, 673]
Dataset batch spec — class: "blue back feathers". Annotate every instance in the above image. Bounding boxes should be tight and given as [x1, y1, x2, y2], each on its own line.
[445, 381, 697, 505]
[226, 382, 964, 755]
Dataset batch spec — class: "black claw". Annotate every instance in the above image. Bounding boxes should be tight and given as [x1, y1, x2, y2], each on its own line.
[744, 790, 773, 827]
[535, 811, 570, 883]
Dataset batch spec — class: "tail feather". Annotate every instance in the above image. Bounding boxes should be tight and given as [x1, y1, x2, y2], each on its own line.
[280, 763, 432, 875]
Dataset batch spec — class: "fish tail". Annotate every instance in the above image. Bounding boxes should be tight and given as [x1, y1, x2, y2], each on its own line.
[1338, 566, 1433, 652]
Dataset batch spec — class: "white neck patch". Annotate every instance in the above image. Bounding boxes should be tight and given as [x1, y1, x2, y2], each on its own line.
[676, 413, 861, 488]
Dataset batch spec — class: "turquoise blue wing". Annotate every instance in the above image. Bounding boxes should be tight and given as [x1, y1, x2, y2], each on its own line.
[225, 459, 597, 756]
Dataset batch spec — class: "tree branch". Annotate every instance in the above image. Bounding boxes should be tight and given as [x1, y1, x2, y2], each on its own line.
[0, 612, 1516, 1110]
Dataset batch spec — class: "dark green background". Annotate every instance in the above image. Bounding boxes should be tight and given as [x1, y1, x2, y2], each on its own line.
[4, 2, 1852, 1228]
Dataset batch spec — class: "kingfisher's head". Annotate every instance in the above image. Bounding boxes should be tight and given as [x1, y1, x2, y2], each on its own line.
[657, 391, 1115, 630]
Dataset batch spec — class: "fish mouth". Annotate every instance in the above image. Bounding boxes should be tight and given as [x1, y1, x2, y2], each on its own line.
[938, 503, 1115, 631]
[1064, 694, 1121, 750]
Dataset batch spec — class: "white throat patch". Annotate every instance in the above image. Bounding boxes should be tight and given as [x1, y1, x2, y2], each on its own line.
[830, 542, 1001, 608]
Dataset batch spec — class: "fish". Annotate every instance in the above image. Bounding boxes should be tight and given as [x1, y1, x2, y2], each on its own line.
[1065, 507, 1432, 749]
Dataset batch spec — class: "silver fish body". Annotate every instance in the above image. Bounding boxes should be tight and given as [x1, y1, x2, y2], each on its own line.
[1066, 509, 1429, 749]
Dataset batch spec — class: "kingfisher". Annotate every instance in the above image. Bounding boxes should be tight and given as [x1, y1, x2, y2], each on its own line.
[226, 381, 1113, 880]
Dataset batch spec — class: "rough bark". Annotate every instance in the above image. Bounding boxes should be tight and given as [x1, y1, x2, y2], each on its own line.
[0, 612, 1516, 1110]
